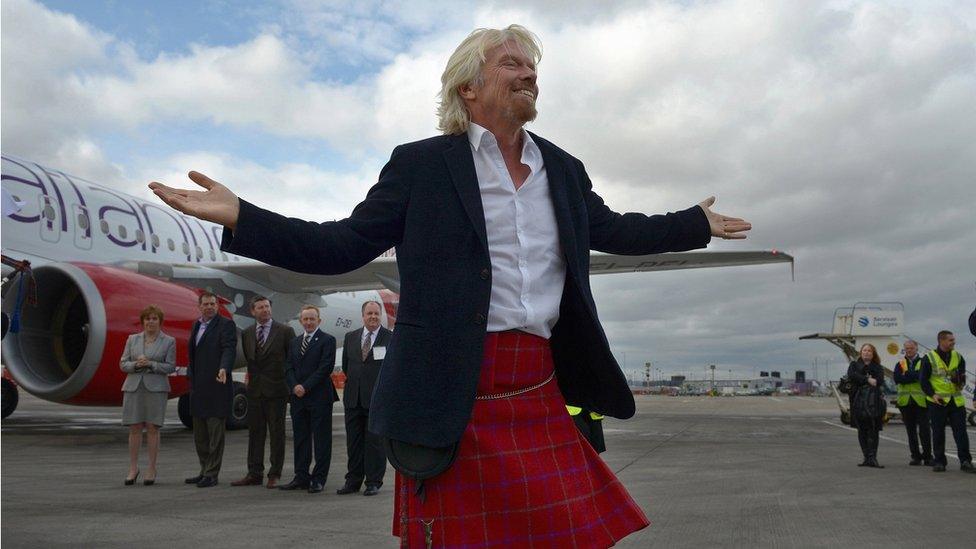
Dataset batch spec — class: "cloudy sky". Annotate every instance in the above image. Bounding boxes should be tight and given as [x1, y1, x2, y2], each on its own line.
[3, 0, 974, 383]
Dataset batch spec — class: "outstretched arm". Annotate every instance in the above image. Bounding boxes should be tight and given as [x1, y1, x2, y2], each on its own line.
[149, 148, 411, 275]
[581, 165, 750, 254]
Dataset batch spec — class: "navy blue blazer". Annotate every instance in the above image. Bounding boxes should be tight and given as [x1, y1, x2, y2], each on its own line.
[286, 329, 339, 407]
[222, 131, 711, 446]
[188, 314, 237, 418]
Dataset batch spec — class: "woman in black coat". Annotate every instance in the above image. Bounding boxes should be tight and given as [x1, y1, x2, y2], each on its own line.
[847, 343, 886, 468]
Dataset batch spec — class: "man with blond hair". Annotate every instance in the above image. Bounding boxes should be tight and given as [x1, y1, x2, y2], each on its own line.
[151, 24, 751, 547]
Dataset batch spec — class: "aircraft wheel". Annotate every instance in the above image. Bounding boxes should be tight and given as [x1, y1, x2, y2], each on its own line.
[968, 411, 976, 427]
[840, 410, 851, 425]
[177, 394, 193, 429]
[1, 378, 18, 419]
[226, 381, 248, 430]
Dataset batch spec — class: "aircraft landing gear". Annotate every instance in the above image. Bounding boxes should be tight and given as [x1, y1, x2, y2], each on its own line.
[227, 381, 248, 431]
[176, 382, 249, 430]
[2, 377, 18, 419]
[177, 394, 192, 429]
[840, 410, 851, 425]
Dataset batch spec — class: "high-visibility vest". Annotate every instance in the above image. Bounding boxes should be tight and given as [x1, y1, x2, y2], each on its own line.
[895, 356, 926, 407]
[566, 406, 604, 421]
[925, 350, 965, 407]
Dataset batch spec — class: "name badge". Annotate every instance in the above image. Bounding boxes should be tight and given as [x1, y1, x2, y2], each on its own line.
[372, 346, 386, 360]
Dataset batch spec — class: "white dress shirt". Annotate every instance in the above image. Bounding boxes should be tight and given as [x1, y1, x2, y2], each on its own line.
[467, 123, 566, 339]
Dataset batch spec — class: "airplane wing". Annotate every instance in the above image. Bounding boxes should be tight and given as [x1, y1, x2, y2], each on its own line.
[199, 250, 793, 295]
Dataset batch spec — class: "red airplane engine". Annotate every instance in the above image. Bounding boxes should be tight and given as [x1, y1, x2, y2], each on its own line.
[2, 262, 204, 407]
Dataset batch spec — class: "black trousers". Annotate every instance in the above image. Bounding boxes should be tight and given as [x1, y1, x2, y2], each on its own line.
[898, 401, 931, 461]
[929, 401, 972, 466]
[855, 421, 880, 461]
[290, 400, 333, 483]
[572, 412, 607, 454]
[343, 405, 386, 488]
[247, 396, 287, 478]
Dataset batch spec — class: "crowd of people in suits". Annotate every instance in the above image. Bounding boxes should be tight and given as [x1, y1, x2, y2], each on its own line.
[119, 293, 392, 495]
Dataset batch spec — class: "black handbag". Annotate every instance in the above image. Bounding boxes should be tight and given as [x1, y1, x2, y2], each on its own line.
[384, 438, 459, 501]
[837, 376, 854, 395]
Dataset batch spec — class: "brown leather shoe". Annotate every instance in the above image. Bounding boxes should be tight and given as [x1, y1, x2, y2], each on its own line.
[265, 476, 279, 489]
[230, 474, 263, 486]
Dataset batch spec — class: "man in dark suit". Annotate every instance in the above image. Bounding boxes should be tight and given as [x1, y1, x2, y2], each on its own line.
[185, 291, 237, 488]
[337, 300, 392, 496]
[151, 24, 750, 544]
[279, 305, 339, 494]
[231, 295, 296, 489]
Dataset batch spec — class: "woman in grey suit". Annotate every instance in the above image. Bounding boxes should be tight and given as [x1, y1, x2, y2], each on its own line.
[120, 305, 176, 485]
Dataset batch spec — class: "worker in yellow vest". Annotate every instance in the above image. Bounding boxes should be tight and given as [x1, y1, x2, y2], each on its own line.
[893, 340, 932, 465]
[919, 330, 974, 473]
[566, 405, 606, 453]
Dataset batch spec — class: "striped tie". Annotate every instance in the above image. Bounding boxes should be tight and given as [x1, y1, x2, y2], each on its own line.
[257, 325, 266, 349]
[301, 334, 310, 355]
[362, 331, 372, 361]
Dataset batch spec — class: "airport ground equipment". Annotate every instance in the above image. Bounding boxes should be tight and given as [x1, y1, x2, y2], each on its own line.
[802, 302, 975, 425]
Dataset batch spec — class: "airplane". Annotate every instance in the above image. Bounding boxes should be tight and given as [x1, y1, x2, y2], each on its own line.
[800, 302, 976, 426]
[1, 153, 793, 428]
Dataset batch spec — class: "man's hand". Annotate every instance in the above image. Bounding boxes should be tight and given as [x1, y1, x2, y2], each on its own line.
[698, 196, 751, 240]
[148, 171, 241, 230]
[932, 394, 944, 405]
[216, 369, 227, 384]
[293, 385, 306, 398]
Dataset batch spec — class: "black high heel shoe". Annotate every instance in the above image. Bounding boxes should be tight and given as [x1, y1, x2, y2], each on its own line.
[124, 470, 140, 486]
[144, 471, 156, 486]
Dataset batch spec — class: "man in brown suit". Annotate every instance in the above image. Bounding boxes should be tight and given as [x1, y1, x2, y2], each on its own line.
[231, 295, 296, 488]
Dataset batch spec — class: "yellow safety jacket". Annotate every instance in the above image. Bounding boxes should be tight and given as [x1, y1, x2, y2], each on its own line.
[895, 356, 926, 408]
[566, 405, 604, 421]
[925, 350, 965, 407]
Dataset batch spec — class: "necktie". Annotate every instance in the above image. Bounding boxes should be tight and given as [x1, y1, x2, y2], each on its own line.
[301, 334, 310, 355]
[257, 324, 267, 349]
[362, 331, 373, 361]
[196, 321, 208, 344]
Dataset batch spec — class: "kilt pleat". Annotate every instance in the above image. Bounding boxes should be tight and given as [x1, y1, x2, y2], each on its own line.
[393, 330, 649, 548]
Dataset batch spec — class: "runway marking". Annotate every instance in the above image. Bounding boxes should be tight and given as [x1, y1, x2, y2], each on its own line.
[769, 397, 783, 402]
[613, 418, 704, 475]
[821, 420, 959, 461]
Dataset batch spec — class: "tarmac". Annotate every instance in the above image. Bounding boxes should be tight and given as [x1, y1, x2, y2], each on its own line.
[2, 393, 974, 548]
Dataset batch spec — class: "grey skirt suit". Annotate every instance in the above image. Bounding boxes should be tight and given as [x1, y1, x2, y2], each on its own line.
[120, 332, 176, 426]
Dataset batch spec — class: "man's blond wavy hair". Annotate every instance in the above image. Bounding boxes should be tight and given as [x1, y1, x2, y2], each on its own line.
[437, 25, 542, 135]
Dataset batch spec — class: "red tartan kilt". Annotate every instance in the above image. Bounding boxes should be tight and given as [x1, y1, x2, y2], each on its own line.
[394, 330, 649, 548]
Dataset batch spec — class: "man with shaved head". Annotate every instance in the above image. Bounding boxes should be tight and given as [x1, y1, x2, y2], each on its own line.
[151, 24, 753, 547]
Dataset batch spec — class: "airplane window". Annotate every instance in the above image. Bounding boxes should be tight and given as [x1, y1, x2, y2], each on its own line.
[43, 205, 56, 221]
[118, 225, 128, 239]
[135, 229, 145, 243]
[221, 253, 228, 261]
[100, 220, 110, 234]
[195, 246, 203, 259]
[77, 213, 90, 230]
[182, 242, 190, 255]
[167, 238, 175, 251]
[151, 234, 160, 249]
[209, 250, 216, 261]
